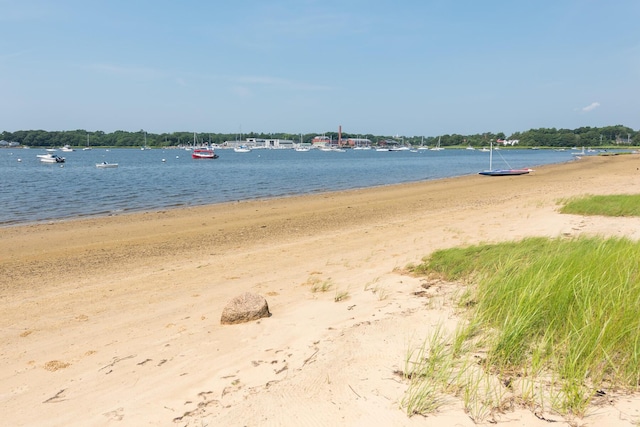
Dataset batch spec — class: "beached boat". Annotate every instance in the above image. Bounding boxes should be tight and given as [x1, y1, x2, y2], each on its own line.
[478, 141, 531, 176]
[479, 169, 531, 176]
[96, 162, 118, 168]
[37, 153, 65, 163]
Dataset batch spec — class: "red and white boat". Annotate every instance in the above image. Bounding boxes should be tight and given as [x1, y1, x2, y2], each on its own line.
[192, 148, 218, 159]
[191, 132, 219, 159]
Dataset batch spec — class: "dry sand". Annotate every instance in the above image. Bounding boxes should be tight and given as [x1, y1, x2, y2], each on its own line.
[2, 154, 640, 426]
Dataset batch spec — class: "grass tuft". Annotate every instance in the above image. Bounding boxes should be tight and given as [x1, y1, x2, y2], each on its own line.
[306, 276, 334, 293]
[403, 235, 640, 418]
[334, 289, 350, 302]
[560, 194, 640, 217]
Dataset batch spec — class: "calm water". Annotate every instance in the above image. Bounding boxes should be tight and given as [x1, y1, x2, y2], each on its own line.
[1, 147, 582, 226]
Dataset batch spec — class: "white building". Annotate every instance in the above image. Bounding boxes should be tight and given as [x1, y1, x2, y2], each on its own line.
[244, 138, 295, 149]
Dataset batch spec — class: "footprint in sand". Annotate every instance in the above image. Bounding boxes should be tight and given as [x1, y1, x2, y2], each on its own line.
[103, 407, 124, 421]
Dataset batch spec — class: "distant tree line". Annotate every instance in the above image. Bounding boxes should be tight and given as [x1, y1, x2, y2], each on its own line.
[1, 125, 637, 148]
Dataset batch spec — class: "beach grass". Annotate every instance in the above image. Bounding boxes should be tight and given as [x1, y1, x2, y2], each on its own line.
[404, 235, 640, 418]
[560, 194, 640, 217]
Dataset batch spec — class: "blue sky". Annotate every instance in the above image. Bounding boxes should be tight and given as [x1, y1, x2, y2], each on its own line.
[1, 0, 639, 137]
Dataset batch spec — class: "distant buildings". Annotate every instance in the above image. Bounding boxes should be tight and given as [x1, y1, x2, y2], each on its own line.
[311, 136, 372, 147]
[0, 140, 20, 147]
[615, 135, 633, 145]
[311, 135, 331, 147]
[226, 138, 295, 149]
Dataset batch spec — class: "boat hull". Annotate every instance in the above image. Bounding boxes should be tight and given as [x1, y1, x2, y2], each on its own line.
[38, 154, 65, 163]
[192, 149, 219, 159]
[479, 169, 531, 176]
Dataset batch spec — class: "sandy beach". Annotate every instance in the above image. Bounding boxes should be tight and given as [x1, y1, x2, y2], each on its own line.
[3, 154, 640, 426]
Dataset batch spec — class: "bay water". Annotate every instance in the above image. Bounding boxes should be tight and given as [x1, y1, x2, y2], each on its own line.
[1, 147, 581, 226]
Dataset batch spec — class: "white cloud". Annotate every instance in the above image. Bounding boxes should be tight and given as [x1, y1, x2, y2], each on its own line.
[86, 63, 164, 80]
[233, 75, 332, 91]
[231, 85, 252, 97]
[582, 102, 601, 112]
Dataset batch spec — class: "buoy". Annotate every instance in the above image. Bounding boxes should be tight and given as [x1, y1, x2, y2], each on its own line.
[162, 159, 166, 162]
[17, 158, 22, 162]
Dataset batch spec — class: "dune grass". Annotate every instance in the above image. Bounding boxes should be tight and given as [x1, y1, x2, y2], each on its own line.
[560, 194, 640, 217]
[404, 235, 640, 419]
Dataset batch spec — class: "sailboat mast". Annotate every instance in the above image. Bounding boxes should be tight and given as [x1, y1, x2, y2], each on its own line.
[490, 141, 493, 170]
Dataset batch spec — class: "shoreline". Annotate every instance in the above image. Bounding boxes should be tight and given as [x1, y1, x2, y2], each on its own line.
[3, 154, 640, 426]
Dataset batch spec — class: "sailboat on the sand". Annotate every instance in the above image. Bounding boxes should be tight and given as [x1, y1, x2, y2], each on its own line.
[478, 141, 532, 176]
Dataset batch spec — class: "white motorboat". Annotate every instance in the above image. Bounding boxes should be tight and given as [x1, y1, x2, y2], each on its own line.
[37, 153, 65, 163]
[96, 162, 118, 168]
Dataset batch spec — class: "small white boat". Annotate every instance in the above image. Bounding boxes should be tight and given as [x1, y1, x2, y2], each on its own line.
[234, 145, 251, 153]
[96, 161, 118, 168]
[60, 145, 75, 152]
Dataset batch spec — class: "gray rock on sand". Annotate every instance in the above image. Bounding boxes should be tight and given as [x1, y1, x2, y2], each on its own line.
[220, 292, 271, 325]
